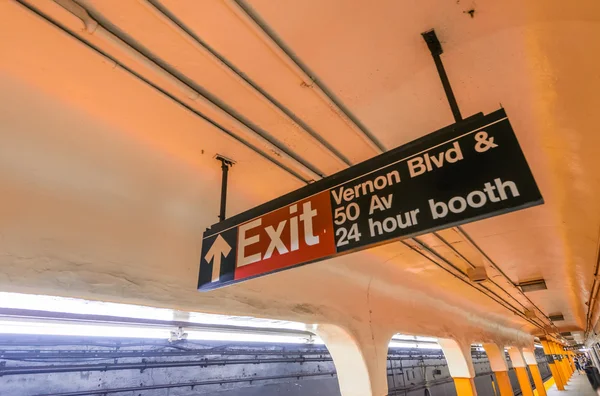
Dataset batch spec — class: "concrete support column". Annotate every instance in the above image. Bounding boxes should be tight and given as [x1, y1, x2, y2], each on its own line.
[315, 324, 391, 396]
[564, 350, 571, 372]
[541, 340, 565, 390]
[483, 343, 514, 396]
[550, 342, 571, 382]
[566, 350, 575, 374]
[508, 347, 534, 396]
[438, 338, 478, 396]
[560, 345, 573, 376]
[572, 350, 581, 371]
[522, 347, 547, 396]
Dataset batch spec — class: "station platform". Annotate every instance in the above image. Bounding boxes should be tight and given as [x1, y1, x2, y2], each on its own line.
[547, 374, 597, 396]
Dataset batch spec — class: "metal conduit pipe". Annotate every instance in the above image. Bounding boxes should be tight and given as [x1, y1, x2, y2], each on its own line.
[433, 231, 475, 269]
[34, 371, 337, 396]
[0, 351, 445, 362]
[431, 232, 547, 328]
[38, 0, 325, 182]
[142, 0, 386, 171]
[138, 0, 351, 168]
[416, 238, 546, 331]
[404, 239, 525, 324]
[53, 0, 381, 177]
[0, 359, 450, 376]
[222, 0, 385, 155]
[0, 350, 331, 360]
[585, 236, 600, 335]
[8, 352, 439, 358]
[454, 226, 557, 329]
[406, 237, 515, 325]
[588, 280, 600, 333]
[0, 357, 333, 375]
[16, 0, 314, 183]
[404, 239, 545, 331]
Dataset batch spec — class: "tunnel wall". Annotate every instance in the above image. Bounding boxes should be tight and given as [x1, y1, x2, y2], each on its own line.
[0, 335, 552, 396]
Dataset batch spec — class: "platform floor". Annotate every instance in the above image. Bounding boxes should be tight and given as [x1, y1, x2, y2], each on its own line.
[547, 373, 597, 396]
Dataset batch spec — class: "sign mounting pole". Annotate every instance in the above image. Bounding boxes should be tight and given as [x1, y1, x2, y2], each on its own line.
[216, 155, 234, 222]
[422, 29, 463, 123]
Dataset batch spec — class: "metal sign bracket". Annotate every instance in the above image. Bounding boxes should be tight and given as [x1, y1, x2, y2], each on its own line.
[422, 29, 463, 123]
[215, 155, 235, 222]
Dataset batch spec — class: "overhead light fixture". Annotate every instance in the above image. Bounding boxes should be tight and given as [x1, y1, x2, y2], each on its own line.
[186, 330, 322, 345]
[391, 335, 437, 343]
[0, 319, 325, 345]
[518, 279, 547, 293]
[467, 267, 488, 283]
[388, 341, 442, 350]
[0, 320, 172, 339]
[0, 292, 308, 331]
[550, 314, 565, 321]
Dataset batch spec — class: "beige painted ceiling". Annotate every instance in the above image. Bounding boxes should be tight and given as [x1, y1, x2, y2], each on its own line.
[1, 0, 599, 347]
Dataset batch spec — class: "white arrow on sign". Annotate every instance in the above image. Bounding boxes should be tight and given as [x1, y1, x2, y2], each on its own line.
[205, 234, 232, 282]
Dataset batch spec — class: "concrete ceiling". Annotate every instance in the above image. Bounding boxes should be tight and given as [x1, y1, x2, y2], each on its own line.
[1, 0, 599, 348]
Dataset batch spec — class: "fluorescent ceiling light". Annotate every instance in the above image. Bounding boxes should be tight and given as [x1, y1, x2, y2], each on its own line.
[416, 336, 438, 343]
[0, 294, 447, 350]
[0, 319, 324, 344]
[389, 334, 440, 349]
[389, 341, 442, 350]
[186, 330, 323, 344]
[0, 320, 442, 349]
[0, 292, 172, 321]
[415, 343, 442, 350]
[391, 334, 438, 343]
[390, 341, 417, 349]
[392, 334, 419, 341]
[0, 292, 306, 331]
[186, 312, 307, 331]
[0, 292, 315, 343]
[0, 320, 171, 339]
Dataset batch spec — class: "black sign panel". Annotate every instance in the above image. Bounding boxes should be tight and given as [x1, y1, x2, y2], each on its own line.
[198, 109, 543, 290]
[329, 109, 542, 252]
